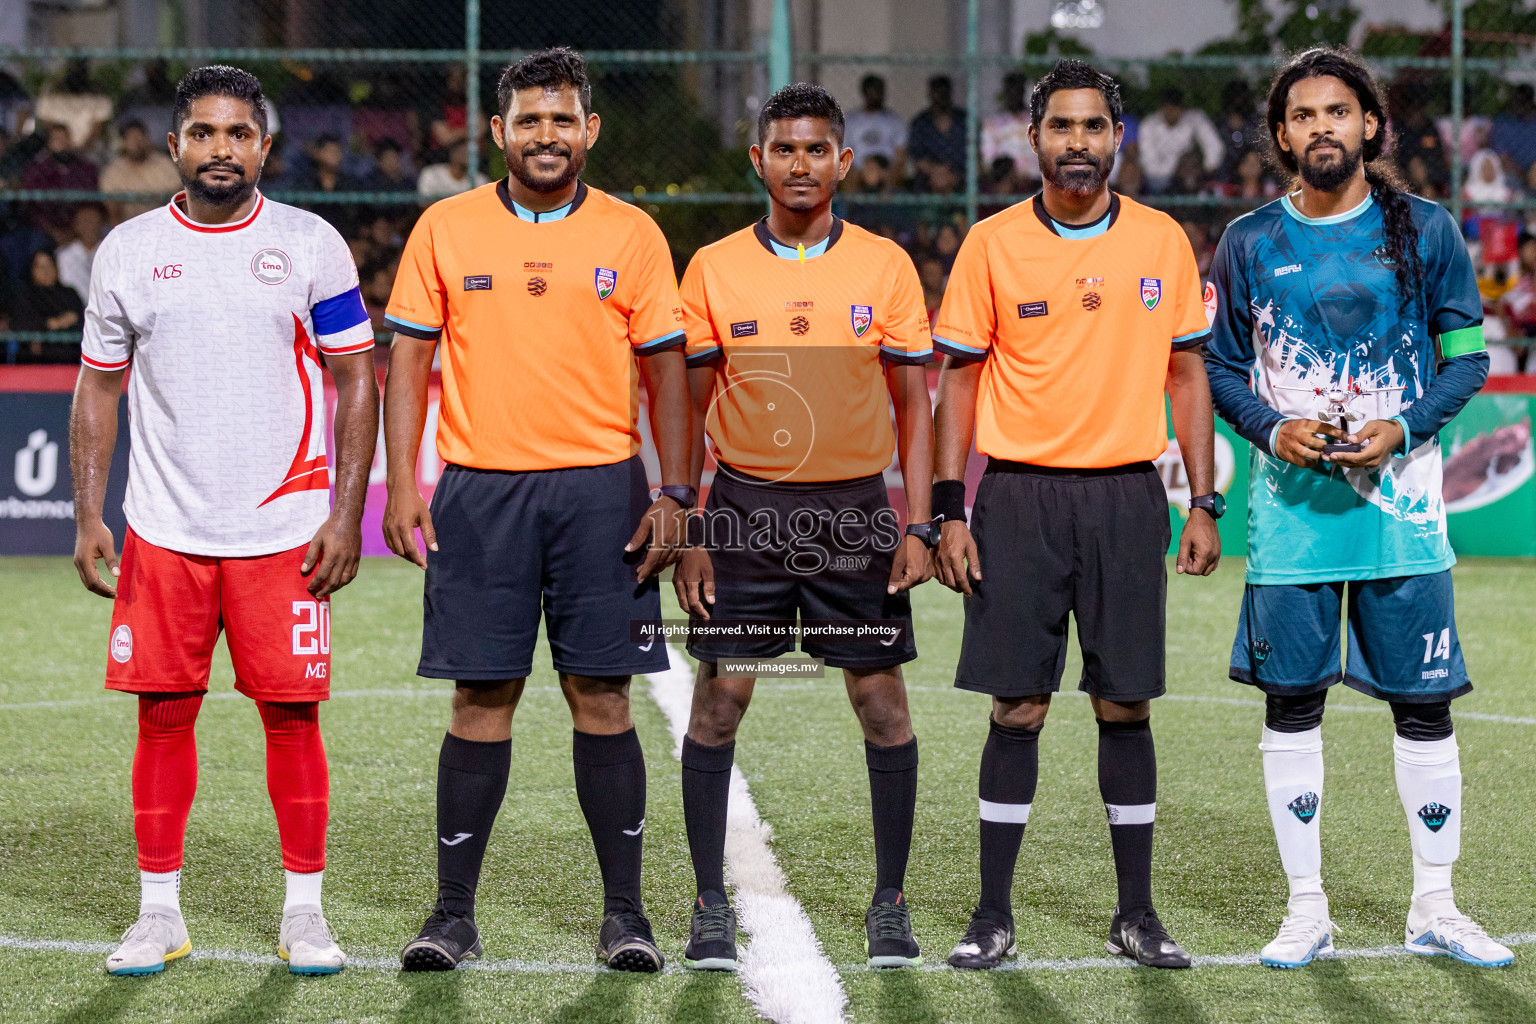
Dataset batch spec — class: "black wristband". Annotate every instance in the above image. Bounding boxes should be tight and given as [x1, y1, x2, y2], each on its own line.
[932, 479, 967, 524]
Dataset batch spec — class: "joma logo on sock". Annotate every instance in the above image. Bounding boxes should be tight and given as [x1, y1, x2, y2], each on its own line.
[1418, 803, 1452, 833]
[440, 832, 473, 846]
[1288, 792, 1319, 824]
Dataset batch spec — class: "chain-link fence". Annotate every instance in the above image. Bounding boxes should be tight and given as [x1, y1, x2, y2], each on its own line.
[3, 0, 1536, 366]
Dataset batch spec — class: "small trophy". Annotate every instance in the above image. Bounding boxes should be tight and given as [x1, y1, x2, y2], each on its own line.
[1276, 357, 1404, 455]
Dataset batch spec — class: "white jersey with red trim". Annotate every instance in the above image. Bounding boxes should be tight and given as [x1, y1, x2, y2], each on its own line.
[81, 191, 373, 556]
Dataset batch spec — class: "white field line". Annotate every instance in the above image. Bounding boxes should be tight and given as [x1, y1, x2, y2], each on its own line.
[5, 683, 1535, 726]
[8, 931, 1536, 976]
[643, 646, 848, 1024]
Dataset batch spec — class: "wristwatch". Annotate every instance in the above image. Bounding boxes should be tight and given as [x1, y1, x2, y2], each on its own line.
[1188, 492, 1227, 519]
[658, 484, 697, 509]
[905, 516, 944, 549]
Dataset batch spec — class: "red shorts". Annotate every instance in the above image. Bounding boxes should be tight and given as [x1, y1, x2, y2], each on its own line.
[105, 528, 331, 701]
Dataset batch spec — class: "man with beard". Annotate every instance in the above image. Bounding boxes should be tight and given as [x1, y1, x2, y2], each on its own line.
[382, 47, 691, 972]
[1205, 47, 1507, 969]
[72, 65, 379, 976]
[672, 83, 935, 971]
[931, 59, 1220, 970]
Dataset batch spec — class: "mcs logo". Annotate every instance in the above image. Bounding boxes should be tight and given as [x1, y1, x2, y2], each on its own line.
[305, 663, 328, 679]
[153, 264, 182, 280]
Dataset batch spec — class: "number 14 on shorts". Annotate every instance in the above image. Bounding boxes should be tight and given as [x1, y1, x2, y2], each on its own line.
[1421, 628, 1451, 664]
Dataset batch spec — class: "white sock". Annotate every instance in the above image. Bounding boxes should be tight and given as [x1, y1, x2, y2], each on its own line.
[1286, 872, 1327, 915]
[284, 869, 324, 913]
[140, 870, 181, 916]
[1260, 726, 1325, 902]
[1394, 734, 1460, 900]
[1413, 853, 1455, 904]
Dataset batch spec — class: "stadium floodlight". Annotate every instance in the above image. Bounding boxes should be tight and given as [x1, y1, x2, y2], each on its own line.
[1051, 0, 1105, 30]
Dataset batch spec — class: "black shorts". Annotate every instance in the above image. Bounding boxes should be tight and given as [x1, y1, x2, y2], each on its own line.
[686, 467, 918, 670]
[418, 457, 669, 681]
[955, 459, 1170, 701]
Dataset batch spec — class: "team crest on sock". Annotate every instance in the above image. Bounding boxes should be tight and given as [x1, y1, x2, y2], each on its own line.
[1288, 791, 1319, 824]
[1417, 802, 1452, 832]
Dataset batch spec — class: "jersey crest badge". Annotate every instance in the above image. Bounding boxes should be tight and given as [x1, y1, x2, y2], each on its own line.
[251, 248, 292, 286]
[594, 267, 617, 300]
[851, 304, 872, 338]
[1140, 277, 1161, 311]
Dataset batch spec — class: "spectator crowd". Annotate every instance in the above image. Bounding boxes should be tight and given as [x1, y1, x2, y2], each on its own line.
[5, 60, 1536, 375]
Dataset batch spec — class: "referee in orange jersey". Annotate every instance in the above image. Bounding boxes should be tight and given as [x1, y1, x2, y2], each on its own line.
[382, 48, 690, 972]
[931, 60, 1221, 970]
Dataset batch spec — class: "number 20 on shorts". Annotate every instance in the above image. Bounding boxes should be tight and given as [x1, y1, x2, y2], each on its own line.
[293, 600, 331, 657]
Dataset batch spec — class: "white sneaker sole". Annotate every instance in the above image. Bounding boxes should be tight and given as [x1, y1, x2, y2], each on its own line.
[1405, 936, 1513, 968]
[279, 944, 345, 976]
[107, 938, 191, 977]
[1260, 934, 1334, 969]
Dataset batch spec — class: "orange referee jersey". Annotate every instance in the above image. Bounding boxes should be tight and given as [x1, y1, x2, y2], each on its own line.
[934, 193, 1209, 469]
[386, 179, 685, 471]
[680, 217, 932, 482]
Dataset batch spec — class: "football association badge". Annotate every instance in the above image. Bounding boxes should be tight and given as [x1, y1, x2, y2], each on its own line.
[1418, 802, 1452, 833]
[594, 267, 617, 300]
[851, 304, 873, 338]
[1140, 277, 1162, 311]
[1288, 792, 1319, 824]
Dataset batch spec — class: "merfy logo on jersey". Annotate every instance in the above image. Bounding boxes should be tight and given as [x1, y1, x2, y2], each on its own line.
[594, 267, 617, 300]
[851, 304, 873, 338]
[1140, 278, 1161, 311]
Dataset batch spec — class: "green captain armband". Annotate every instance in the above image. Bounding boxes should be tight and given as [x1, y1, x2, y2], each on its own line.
[1439, 326, 1486, 358]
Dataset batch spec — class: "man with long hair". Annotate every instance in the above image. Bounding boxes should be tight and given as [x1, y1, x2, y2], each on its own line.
[1205, 47, 1508, 968]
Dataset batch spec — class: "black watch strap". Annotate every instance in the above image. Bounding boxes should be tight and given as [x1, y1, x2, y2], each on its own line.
[659, 484, 697, 508]
[906, 517, 943, 549]
[1188, 492, 1226, 519]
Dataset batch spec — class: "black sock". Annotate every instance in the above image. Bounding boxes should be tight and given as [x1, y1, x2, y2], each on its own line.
[573, 728, 647, 915]
[866, 737, 919, 900]
[436, 732, 512, 918]
[1097, 718, 1157, 920]
[977, 719, 1040, 920]
[681, 736, 735, 899]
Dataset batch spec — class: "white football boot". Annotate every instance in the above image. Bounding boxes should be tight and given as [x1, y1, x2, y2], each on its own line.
[278, 905, 346, 975]
[1405, 896, 1513, 968]
[106, 906, 191, 976]
[1260, 907, 1336, 968]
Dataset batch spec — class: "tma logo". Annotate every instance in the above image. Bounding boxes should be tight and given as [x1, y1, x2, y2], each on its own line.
[14, 429, 58, 497]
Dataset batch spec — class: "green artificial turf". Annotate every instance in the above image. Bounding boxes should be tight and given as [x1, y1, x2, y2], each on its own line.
[2, 555, 1534, 1023]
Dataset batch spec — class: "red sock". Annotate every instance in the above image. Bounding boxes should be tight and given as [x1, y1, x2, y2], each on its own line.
[133, 694, 203, 872]
[257, 702, 329, 873]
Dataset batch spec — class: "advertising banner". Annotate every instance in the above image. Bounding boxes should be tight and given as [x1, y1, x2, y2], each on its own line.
[1, 367, 1532, 561]
[1442, 392, 1536, 557]
[0, 389, 128, 555]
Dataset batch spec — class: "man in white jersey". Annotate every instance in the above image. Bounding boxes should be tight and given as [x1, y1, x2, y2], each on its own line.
[69, 66, 379, 977]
